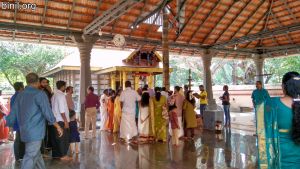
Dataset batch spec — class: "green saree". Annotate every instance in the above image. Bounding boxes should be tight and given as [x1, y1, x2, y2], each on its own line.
[151, 96, 167, 142]
[257, 97, 300, 169]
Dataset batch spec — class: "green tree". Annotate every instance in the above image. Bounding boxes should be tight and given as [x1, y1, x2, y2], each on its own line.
[0, 42, 65, 86]
[264, 56, 300, 84]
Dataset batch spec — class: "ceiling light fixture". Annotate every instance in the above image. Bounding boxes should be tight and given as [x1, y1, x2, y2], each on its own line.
[234, 44, 237, 50]
[98, 29, 102, 36]
[158, 26, 163, 32]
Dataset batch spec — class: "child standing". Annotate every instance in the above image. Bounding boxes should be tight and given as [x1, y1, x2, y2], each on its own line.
[69, 110, 80, 154]
[169, 104, 180, 146]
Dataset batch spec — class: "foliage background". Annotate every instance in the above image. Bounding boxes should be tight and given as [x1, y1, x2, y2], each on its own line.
[0, 42, 65, 90]
[0, 41, 299, 91]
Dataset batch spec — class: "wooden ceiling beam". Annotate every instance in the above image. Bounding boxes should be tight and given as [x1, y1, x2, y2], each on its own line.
[212, 21, 300, 48]
[270, 11, 294, 45]
[144, 4, 165, 40]
[129, 0, 147, 37]
[187, 0, 221, 44]
[225, 0, 266, 46]
[243, 1, 270, 49]
[83, 0, 142, 35]
[280, 0, 299, 23]
[174, 0, 204, 42]
[39, 0, 49, 43]
[201, 1, 235, 44]
[94, 0, 103, 19]
[213, 0, 252, 44]
[130, 0, 171, 28]
[12, 0, 19, 40]
[0, 22, 208, 50]
[63, 0, 76, 45]
[174, 0, 188, 21]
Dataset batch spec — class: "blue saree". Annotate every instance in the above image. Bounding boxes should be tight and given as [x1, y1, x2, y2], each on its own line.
[257, 97, 300, 169]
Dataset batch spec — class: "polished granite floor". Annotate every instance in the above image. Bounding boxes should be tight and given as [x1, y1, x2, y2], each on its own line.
[0, 126, 257, 169]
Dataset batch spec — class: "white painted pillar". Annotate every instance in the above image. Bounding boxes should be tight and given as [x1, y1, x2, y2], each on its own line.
[201, 49, 217, 110]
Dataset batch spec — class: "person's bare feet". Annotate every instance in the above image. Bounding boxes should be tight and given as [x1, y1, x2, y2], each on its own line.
[60, 156, 72, 161]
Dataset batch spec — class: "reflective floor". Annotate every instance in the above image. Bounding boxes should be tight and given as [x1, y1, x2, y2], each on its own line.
[0, 127, 257, 169]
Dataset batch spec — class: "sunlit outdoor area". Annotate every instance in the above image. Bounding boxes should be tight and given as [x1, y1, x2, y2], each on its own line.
[0, 0, 300, 169]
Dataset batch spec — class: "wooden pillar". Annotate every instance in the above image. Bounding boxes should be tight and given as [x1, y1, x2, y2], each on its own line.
[162, 7, 170, 90]
[72, 34, 98, 128]
[111, 73, 116, 90]
[122, 71, 127, 89]
[134, 74, 139, 90]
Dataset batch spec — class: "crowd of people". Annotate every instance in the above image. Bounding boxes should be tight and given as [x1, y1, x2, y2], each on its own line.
[1, 73, 207, 169]
[95, 81, 203, 145]
[2, 70, 300, 169]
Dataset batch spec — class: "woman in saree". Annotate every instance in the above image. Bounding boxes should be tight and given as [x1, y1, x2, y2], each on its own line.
[113, 89, 122, 133]
[183, 91, 197, 140]
[106, 90, 115, 132]
[151, 87, 167, 142]
[138, 89, 153, 142]
[257, 71, 300, 169]
[0, 95, 9, 142]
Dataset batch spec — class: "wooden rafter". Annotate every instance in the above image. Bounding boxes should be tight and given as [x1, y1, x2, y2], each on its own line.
[129, 0, 147, 37]
[243, 0, 273, 48]
[64, 0, 76, 44]
[201, 1, 235, 44]
[174, 1, 204, 42]
[130, 0, 171, 28]
[213, 0, 252, 44]
[39, 0, 49, 43]
[94, 0, 103, 19]
[83, 0, 142, 35]
[144, 6, 164, 39]
[270, 11, 294, 44]
[174, 0, 188, 20]
[12, 0, 19, 40]
[187, 0, 221, 44]
[280, 0, 299, 23]
[225, 1, 266, 46]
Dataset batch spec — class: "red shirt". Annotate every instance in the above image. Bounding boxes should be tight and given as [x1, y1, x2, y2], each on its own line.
[84, 93, 100, 109]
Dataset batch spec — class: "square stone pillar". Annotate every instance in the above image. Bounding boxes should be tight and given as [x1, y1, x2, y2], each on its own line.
[72, 34, 98, 128]
[201, 49, 223, 130]
[253, 54, 264, 84]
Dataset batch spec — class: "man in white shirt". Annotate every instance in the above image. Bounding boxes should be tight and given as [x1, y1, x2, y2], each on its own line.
[51, 80, 71, 160]
[120, 81, 141, 142]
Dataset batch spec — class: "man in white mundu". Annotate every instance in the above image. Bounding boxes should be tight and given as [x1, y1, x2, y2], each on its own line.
[120, 81, 141, 142]
[100, 89, 109, 131]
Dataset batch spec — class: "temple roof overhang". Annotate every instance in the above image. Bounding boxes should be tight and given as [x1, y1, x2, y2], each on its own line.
[94, 66, 173, 75]
[0, 0, 299, 59]
[42, 48, 171, 77]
